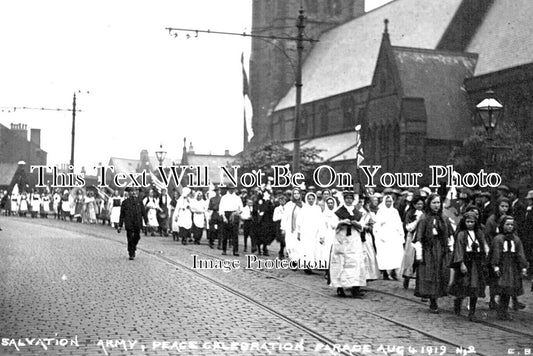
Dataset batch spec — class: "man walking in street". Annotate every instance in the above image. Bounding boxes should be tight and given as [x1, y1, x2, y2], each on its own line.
[117, 187, 148, 260]
[219, 186, 243, 256]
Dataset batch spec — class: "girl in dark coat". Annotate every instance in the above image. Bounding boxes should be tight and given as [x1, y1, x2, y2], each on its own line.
[491, 215, 529, 320]
[413, 194, 453, 314]
[253, 192, 275, 256]
[449, 211, 489, 321]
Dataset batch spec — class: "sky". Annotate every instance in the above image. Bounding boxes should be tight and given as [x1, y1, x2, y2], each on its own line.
[0, 0, 392, 173]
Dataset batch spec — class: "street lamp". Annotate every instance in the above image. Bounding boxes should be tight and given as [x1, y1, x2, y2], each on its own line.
[476, 89, 503, 137]
[155, 144, 167, 166]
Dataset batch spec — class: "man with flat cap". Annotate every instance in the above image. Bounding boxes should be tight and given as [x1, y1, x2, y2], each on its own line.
[117, 187, 148, 260]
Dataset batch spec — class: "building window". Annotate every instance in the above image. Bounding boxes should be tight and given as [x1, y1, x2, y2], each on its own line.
[319, 103, 328, 134]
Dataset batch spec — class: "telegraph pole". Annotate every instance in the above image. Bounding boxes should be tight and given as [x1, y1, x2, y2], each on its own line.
[70, 92, 76, 170]
[292, 7, 305, 173]
[166, 9, 316, 174]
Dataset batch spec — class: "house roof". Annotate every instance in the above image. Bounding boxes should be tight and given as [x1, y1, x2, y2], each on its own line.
[466, 0, 533, 76]
[392, 47, 477, 139]
[109, 156, 175, 174]
[184, 154, 235, 184]
[0, 163, 19, 186]
[275, 0, 463, 111]
[283, 131, 359, 162]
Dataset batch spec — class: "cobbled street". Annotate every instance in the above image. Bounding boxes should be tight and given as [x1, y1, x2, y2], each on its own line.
[1, 217, 532, 356]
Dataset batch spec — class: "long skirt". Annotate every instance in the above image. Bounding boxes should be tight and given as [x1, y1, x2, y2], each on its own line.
[329, 228, 367, 288]
[110, 206, 121, 224]
[415, 242, 451, 298]
[400, 232, 416, 278]
[363, 232, 379, 280]
[285, 230, 301, 261]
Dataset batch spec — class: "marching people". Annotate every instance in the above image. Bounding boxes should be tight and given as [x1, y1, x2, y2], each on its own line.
[491, 215, 529, 320]
[360, 195, 379, 281]
[296, 191, 323, 273]
[190, 191, 207, 244]
[60, 189, 72, 221]
[318, 197, 337, 267]
[117, 187, 148, 260]
[281, 188, 304, 262]
[254, 191, 275, 256]
[73, 189, 84, 222]
[157, 188, 170, 237]
[40, 190, 51, 218]
[413, 193, 454, 314]
[84, 190, 97, 224]
[30, 189, 40, 218]
[219, 187, 243, 256]
[374, 194, 405, 280]
[240, 198, 254, 252]
[329, 190, 366, 298]
[174, 187, 193, 245]
[207, 187, 222, 248]
[143, 189, 160, 236]
[19, 191, 29, 217]
[110, 190, 123, 228]
[400, 195, 425, 289]
[52, 189, 61, 219]
[273, 194, 287, 259]
[449, 211, 489, 321]
[521, 190, 533, 277]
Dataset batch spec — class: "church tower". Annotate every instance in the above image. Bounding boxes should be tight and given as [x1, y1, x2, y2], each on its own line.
[249, 0, 365, 143]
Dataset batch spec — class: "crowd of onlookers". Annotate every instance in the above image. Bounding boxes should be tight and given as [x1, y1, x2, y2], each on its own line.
[1, 183, 531, 321]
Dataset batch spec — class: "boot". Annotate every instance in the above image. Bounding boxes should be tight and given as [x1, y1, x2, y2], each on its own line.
[403, 278, 410, 289]
[468, 298, 478, 322]
[429, 298, 439, 314]
[454, 298, 462, 316]
[390, 269, 398, 281]
[382, 270, 390, 280]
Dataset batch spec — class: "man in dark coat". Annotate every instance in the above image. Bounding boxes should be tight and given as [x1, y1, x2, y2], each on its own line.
[117, 187, 148, 260]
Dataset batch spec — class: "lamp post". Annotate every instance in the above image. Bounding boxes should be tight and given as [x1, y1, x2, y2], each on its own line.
[155, 144, 167, 166]
[476, 89, 503, 164]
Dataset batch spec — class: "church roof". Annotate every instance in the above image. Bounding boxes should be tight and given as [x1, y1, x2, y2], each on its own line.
[392, 47, 477, 139]
[284, 131, 359, 162]
[466, 0, 533, 76]
[275, 0, 464, 111]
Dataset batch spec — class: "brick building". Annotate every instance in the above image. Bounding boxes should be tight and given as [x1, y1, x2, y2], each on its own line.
[0, 123, 47, 190]
[250, 0, 533, 182]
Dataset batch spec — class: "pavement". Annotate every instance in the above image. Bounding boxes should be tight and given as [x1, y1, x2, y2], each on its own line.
[1, 216, 532, 356]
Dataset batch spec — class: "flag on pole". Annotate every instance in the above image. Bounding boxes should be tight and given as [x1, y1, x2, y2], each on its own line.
[150, 171, 167, 193]
[354, 124, 364, 166]
[241, 52, 254, 146]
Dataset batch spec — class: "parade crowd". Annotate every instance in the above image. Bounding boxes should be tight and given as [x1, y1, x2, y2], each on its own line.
[1, 183, 532, 321]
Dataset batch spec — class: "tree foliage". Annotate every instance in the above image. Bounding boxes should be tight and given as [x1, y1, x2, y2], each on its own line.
[448, 122, 533, 185]
[235, 142, 323, 180]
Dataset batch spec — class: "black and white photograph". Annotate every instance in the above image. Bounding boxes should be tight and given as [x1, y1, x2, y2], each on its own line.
[1, 0, 532, 355]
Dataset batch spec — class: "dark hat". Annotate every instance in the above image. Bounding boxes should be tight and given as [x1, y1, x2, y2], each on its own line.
[342, 188, 355, 198]
[497, 184, 510, 192]
[382, 187, 394, 195]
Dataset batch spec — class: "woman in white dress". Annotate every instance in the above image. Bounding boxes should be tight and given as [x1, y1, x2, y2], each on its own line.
[190, 191, 207, 244]
[110, 190, 123, 228]
[297, 192, 324, 272]
[281, 188, 304, 262]
[143, 189, 159, 236]
[329, 190, 367, 298]
[318, 197, 338, 267]
[374, 194, 405, 280]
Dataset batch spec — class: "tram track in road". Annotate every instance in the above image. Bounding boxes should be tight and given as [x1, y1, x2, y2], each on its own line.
[13, 218, 531, 355]
[179, 245, 533, 340]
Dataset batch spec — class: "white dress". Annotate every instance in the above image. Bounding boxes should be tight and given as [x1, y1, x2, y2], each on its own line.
[373, 204, 405, 270]
[281, 201, 302, 261]
[144, 197, 159, 227]
[296, 202, 323, 265]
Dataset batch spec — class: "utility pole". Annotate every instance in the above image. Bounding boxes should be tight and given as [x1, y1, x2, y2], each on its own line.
[292, 7, 305, 173]
[70, 92, 76, 170]
[166, 10, 316, 173]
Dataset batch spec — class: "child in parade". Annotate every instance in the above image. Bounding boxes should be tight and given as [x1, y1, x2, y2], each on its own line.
[491, 215, 529, 320]
[449, 212, 489, 321]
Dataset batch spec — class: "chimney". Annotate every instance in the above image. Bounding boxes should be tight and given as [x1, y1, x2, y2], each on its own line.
[188, 142, 195, 154]
[224, 149, 230, 156]
[10, 123, 28, 140]
[30, 129, 41, 147]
